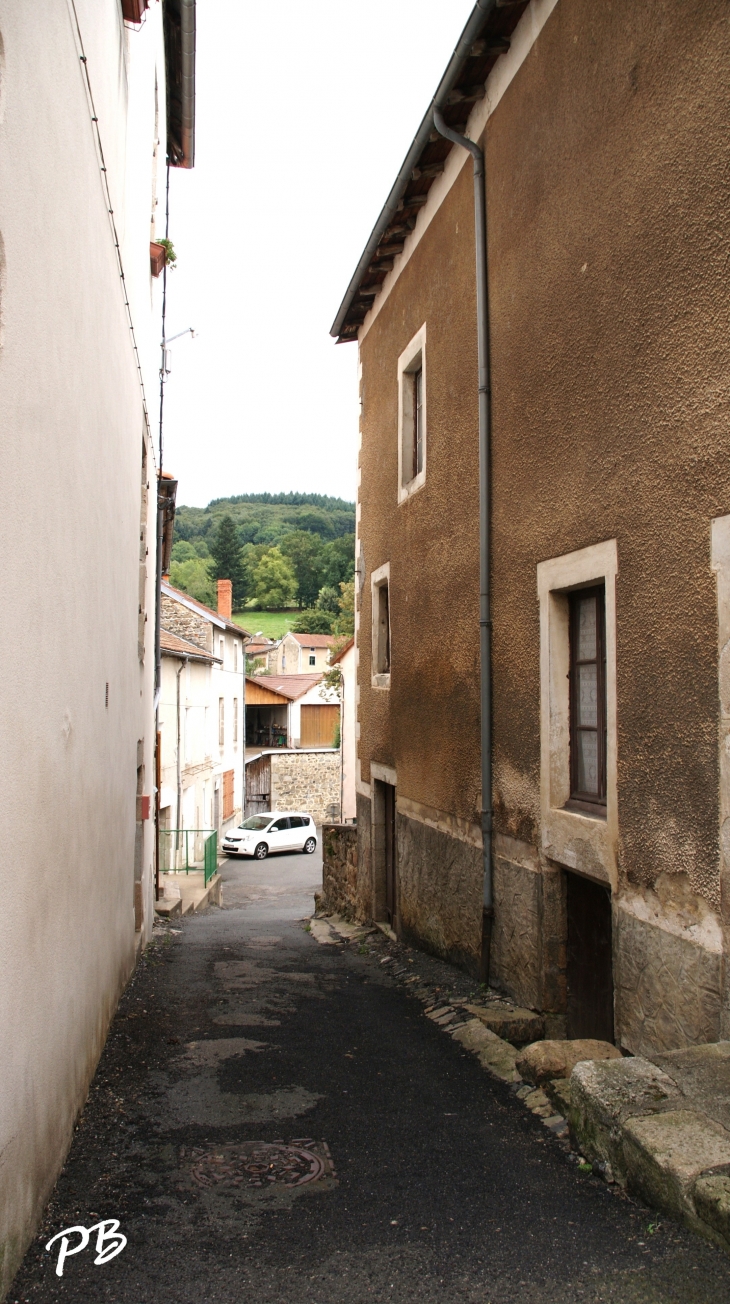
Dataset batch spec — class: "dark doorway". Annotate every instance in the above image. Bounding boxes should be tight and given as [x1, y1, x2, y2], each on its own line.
[384, 782, 397, 929]
[565, 871, 614, 1042]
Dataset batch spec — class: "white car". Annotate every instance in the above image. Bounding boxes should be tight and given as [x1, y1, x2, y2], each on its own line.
[222, 812, 318, 860]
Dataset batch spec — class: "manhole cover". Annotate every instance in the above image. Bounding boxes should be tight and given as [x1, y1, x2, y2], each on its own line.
[188, 1139, 335, 1190]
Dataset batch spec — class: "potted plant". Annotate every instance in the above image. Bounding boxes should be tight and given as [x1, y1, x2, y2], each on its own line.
[150, 237, 177, 278]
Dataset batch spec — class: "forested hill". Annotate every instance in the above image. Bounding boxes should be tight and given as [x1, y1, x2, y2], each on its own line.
[174, 492, 355, 546]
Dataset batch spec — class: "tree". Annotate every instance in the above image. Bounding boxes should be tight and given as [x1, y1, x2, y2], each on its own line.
[334, 579, 355, 637]
[316, 584, 340, 615]
[210, 515, 244, 606]
[321, 532, 356, 588]
[250, 547, 297, 609]
[169, 556, 216, 607]
[291, 608, 333, 634]
[280, 531, 325, 608]
[171, 540, 196, 563]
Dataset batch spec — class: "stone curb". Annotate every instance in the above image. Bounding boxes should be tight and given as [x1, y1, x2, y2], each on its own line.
[570, 1053, 730, 1254]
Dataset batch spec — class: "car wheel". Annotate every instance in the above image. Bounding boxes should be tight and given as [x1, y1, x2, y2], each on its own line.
[303, 837, 317, 855]
[254, 842, 268, 860]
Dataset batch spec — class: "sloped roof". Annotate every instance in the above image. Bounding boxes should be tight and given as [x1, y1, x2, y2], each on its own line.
[161, 628, 220, 663]
[161, 580, 250, 637]
[331, 0, 529, 343]
[250, 672, 324, 701]
[330, 636, 355, 666]
[287, 632, 336, 648]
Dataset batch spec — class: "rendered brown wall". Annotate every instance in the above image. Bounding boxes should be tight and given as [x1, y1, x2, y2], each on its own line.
[357, 0, 730, 975]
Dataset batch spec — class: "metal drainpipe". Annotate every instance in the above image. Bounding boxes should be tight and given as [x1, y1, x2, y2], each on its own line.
[433, 106, 493, 984]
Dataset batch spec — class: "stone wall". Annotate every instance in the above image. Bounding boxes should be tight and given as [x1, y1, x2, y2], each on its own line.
[270, 750, 341, 826]
[396, 813, 483, 976]
[161, 594, 212, 653]
[615, 892, 723, 1056]
[320, 824, 360, 918]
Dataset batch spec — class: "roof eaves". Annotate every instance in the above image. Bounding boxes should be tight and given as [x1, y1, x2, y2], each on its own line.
[330, 0, 529, 343]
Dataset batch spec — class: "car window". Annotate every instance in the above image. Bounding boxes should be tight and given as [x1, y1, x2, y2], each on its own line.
[240, 816, 271, 830]
[271, 817, 290, 831]
[289, 816, 303, 828]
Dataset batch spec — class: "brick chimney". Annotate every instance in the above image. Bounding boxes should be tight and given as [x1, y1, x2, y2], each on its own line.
[217, 579, 233, 621]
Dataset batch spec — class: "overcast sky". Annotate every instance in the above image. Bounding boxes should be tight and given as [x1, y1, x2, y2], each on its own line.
[162, 0, 475, 509]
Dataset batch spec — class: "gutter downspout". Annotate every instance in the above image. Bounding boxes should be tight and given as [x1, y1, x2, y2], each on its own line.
[433, 106, 493, 985]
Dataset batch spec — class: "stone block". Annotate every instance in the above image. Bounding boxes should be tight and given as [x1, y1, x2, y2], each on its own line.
[465, 1004, 544, 1045]
[693, 1171, 730, 1248]
[623, 1110, 730, 1224]
[396, 814, 482, 974]
[652, 1041, 730, 1134]
[517, 1039, 621, 1086]
[545, 1077, 573, 1116]
[491, 854, 542, 1010]
[569, 1056, 685, 1184]
[452, 1018, 520, 1082]
[615, 902, 722, 1057]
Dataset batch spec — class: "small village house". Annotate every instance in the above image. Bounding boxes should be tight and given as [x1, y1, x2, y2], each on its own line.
[160, 579, 248, 839]
[274, 630, 337, 675]
[0, 0, 195, 1290]
[334, 0, 730, 1056]
[245, 672, 340, 751]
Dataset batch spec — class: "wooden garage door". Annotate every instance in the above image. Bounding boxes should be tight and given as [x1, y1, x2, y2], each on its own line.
[300, 704, 340, 747]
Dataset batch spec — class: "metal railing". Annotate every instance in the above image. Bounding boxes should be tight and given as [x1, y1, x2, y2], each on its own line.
[160, 828, 218, 884]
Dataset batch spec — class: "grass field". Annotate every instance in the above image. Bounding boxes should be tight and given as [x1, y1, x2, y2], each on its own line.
[233, 609, 298, 640]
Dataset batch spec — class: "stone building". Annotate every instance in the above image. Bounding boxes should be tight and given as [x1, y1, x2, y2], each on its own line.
[333, 0, 730, 1056]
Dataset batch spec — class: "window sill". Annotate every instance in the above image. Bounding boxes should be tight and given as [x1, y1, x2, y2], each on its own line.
[371, 672, 391, 691]
[398, 472, 426, 505]
[562, 798, 607, 821]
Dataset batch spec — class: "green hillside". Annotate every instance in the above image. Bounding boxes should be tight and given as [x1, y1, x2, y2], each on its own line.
[170, 493, 356, 628]
[174, 492, 355, 547]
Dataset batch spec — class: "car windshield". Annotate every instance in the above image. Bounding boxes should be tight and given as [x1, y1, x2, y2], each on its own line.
[238, 816, 271, 831]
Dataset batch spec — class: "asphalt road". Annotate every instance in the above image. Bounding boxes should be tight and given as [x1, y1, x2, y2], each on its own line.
[10, 847, 730, 1303]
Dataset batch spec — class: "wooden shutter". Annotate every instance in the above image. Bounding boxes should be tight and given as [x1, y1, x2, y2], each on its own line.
[300, 704, 340, 748]
[222, 769, 235, 820]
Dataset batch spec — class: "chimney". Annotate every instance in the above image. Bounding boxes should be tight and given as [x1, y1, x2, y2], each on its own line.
[217, 579, 233, 621]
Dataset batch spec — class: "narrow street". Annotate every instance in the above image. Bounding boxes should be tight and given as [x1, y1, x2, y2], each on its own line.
[12, 853, 730, 1304]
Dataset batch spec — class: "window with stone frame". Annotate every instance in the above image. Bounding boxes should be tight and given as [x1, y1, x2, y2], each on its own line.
[568, 585, 607, 810]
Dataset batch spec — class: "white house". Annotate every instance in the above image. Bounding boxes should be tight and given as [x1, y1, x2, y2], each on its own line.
[0, 0, 193, 1292]
[160, 579, 248, 836]
[330, 637, 356, 820]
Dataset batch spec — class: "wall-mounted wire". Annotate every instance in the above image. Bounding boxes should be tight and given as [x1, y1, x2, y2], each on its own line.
[65, 0, 154, 459]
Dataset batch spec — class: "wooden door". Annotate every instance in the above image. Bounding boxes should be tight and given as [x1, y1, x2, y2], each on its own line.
[300, 703, 340, 747]
[566, 871, 614, 1041]
[384, 783, 397, 928]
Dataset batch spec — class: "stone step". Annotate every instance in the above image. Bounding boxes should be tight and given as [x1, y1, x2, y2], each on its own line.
[465, 1004, 545, 1045]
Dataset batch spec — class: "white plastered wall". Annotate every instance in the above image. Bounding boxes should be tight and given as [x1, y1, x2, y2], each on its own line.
[0, 1, 164, 1290]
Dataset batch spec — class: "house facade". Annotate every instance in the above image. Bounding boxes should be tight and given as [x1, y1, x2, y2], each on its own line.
[335, 0, 730, 1057]
[161, 580, 248, 835]
[245, 672, 340, 750]
[0, 0, 194, 1291]
[274, 631, 336, 675]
